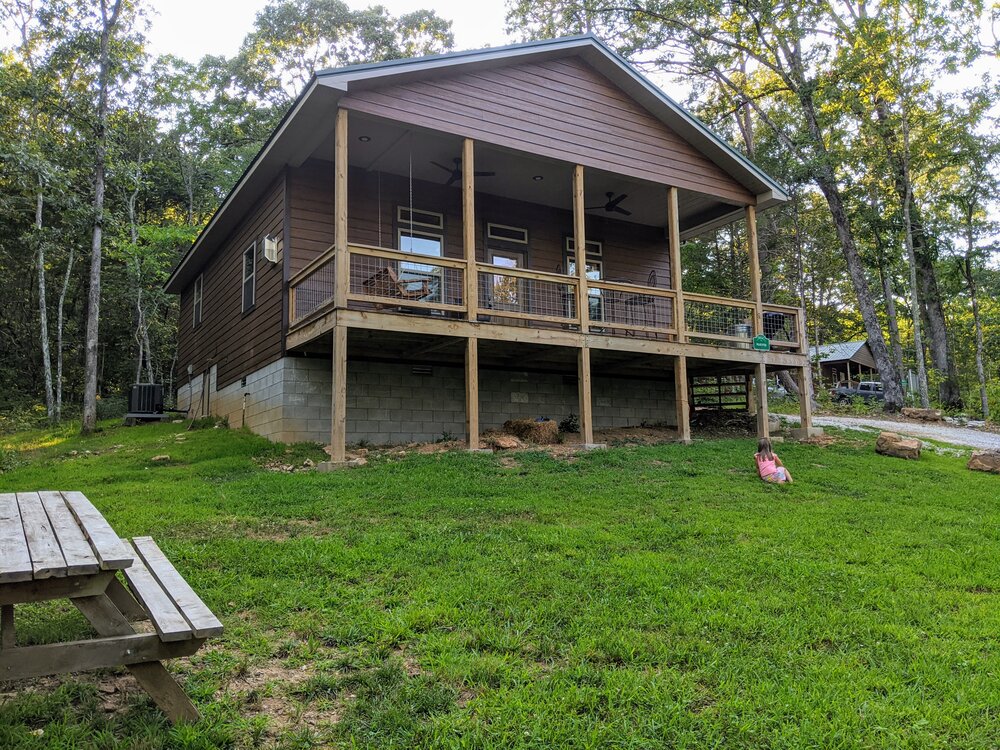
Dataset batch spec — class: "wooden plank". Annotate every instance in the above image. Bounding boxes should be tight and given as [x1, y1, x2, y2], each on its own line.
[577, 347, 594, 444]
[746, 205, 763, 336]
[0, 632, 203, 681]
[131, 537, 223, 639]
[463, 138, 478, 322]
[350, 243, 469, 269]
[334, 107, 349, 310]
[120, 545, 193, 642]
[0, 494, 32, 583]
[798, 365, 814, 431]
[1, 605, 13, 648]
[0, 571, 114, 606]
[62, 492, 132, 570]
[74, 595, 200, 724]
[668, 186, 686, 344]
[38, 491, 100, 576]
[105, 576, 149, 621]
[330, 324, 348, 463]
[674, 355, 692, 444]
[756, 361, 770, 438]
[465, 338, 480, 450]
[288, 245, 335, 287]
[572, 164, 588, 333]
[16, 492, 66, 579]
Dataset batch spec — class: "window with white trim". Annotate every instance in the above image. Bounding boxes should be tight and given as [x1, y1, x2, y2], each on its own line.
[192, 274, 203, 327]
[242, 243, 256, 313]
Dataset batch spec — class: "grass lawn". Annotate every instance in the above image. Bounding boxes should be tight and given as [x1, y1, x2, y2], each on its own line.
[0, 421, 998, 749]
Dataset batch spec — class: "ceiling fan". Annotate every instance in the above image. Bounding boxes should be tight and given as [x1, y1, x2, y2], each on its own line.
[586, 192, 632, 216]
[431, 157, 496, 187]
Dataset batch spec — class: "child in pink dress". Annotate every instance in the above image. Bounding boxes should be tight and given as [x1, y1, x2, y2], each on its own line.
[755, 437, 793, 483]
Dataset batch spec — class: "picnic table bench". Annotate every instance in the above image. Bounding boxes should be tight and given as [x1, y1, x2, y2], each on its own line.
[0, 491, 222, 723]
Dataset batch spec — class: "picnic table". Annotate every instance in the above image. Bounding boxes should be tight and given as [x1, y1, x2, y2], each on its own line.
[0, 491, 222, 723]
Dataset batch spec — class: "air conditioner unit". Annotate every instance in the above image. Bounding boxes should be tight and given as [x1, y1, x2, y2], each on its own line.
[262, 235, 279, 263]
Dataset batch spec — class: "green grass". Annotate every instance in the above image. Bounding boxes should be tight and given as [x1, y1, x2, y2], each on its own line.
[1, 420, 998, 748]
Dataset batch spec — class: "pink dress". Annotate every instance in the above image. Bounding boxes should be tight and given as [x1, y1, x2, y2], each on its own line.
[756, 453, 786, 482]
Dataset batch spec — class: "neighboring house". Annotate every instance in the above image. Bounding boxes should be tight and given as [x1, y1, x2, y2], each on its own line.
[810, 341, 878, 386]
[165, 35, 814, 458]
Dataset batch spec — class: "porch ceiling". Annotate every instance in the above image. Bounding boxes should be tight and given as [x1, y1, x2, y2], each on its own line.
[311, 113, 743, 234]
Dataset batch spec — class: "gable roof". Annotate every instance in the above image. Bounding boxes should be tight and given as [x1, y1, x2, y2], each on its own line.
[166, 35, 789, 293]
[811, 340, 870, 363]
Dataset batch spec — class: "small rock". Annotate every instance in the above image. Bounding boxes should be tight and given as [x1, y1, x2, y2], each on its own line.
[111, 444, 124, 449]
[31, 729, 44, 737]
[484, 434, 522, 450]
[69, 450, 78, 456]
[98, 684, 117, 694]
[303, 458, 315, 468]
[171, 419, 184, 424]
[968, 450, 1000, 474]
[875, 431, 921, 460]
[150, 454, 170, 462]
[967, 420, 986, 429]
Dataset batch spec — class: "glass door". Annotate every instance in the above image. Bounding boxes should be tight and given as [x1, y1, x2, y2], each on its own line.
[488, 249, 526, 314]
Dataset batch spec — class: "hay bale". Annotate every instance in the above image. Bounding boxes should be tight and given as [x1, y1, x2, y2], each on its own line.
[875, 431, 921, 460]
[968, 450, 1000, 474]
[502, 418, 559, 444]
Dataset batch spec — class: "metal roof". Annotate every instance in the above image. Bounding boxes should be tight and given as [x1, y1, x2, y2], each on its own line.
[810, 340, 870, 363]
[166, 34, 790, 293]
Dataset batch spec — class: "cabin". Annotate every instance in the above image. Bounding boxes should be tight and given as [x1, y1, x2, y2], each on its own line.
[165, 35, 816, 459]
[811, 340, 878, 387]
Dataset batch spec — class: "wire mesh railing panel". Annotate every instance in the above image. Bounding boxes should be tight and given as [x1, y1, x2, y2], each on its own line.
[350, 249, 464, 312]
[290, 258, 334, 323]
[588, 283, 675, 335]
[683, 297, 756, 348]
[762, 307, 800, 348]
[477, 267, 578, 324]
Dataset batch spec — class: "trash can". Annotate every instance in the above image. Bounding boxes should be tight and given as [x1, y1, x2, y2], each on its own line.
[729, 323, 752, 348]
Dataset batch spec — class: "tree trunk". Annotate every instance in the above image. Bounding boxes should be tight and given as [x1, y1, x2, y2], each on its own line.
[81, 0, 123, 434]
[55, 245, 74, 422]
[901, 157, 929, 407]
[963, 220, 989, 419]
[34, 188, 55, 422]
[875, 251, 905, 384]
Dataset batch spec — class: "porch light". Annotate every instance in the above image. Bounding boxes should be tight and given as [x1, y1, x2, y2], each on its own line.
[532, 175, 544, 181]
[358, 135, 371, 142]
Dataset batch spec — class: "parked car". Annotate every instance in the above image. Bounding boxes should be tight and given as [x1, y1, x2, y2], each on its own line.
[832, 381, 884, 404]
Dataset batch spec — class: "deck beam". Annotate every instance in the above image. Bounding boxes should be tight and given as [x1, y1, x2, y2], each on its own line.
[673, 355, 691, 444]
[577, 347, 594, 445]
[465, 337, 480, 449]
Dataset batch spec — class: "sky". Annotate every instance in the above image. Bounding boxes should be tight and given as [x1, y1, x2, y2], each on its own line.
[145, 0, 512, 62]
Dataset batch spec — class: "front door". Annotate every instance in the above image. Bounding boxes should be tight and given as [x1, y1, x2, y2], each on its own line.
[488, 249, 526, 314]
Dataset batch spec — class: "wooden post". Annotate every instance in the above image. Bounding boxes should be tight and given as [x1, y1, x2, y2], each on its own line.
[673, 355, 691, 443]
[330, 324, 347, 463]
[463, 138, 478, 322]
[668, 186, 685, 343]
[846, 360, 852, 388]
[746, 205, 763, 337]
[1, 605, 13, 649]
[333, 108, 349, 310]
[797, 365, 813, 434]
[465, 337, 479, 449]
[572, 165, 589, 333]
[756, 361, 770, 438]
[577, 347, 594, 445]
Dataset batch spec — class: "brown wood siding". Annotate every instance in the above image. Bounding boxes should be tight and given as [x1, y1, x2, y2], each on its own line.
[289, 160, 670, 287]
[177, 175, 285, 390]
[341, 56, 753, 205]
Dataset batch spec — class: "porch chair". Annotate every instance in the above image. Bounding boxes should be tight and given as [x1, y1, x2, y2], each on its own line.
[363, 265, 431, 309]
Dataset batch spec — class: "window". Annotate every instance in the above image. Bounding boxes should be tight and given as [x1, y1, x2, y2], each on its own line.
[487, 223, 528, 244]
[397, 207, 444, 301]
[192, 274, 203, 327]
[242, 243, 256, 313]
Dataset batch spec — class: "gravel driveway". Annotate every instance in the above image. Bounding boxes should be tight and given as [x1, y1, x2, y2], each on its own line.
[781, 414, 1000, 450]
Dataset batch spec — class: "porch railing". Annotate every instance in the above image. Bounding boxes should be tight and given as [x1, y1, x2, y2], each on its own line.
[476, 264, 579, 326]
[288, 244, 807, 354]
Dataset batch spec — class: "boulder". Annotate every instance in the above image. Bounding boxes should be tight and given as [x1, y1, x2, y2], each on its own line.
[968, 450, 1000, 474]
[483, 433, 522, 450]
[901, 407, 944, 422]
[875, 431, 921, 460]
[502, 418, 559, 444]
[150, 454, 170, 462]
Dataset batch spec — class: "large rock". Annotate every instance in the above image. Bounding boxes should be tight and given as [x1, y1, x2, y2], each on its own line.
[901, 407, 944, 422]
[875, 431, 921, 460]
[968, 450, 1000, 474]
[502, 418, 559, 445]
[483, 433, 522, 450]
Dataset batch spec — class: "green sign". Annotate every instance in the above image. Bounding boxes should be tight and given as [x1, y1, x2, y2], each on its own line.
[752, 334, 771, 352]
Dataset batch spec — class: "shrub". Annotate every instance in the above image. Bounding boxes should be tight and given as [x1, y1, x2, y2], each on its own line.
[558, 413, 580, 433]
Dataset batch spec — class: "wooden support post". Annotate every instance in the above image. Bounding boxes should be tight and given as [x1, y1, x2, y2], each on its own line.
[463, 138, 478, 321]
[330, 324, 347, 463]
[1, 605, 13, 649]
[673, 355, 691, 444]
[756, 361, 770, 438]
[668, 187, 685, 343]
[73, 595, 199, 724]
[846, 360, 852, 388]
[333, 108, 349, 309]
[746, 205, 763, 337]
[572, 165, 589, 333]
[465, 337, 479, 449]
[797, 365, 813, 433]
[577, 347, 594, 445]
